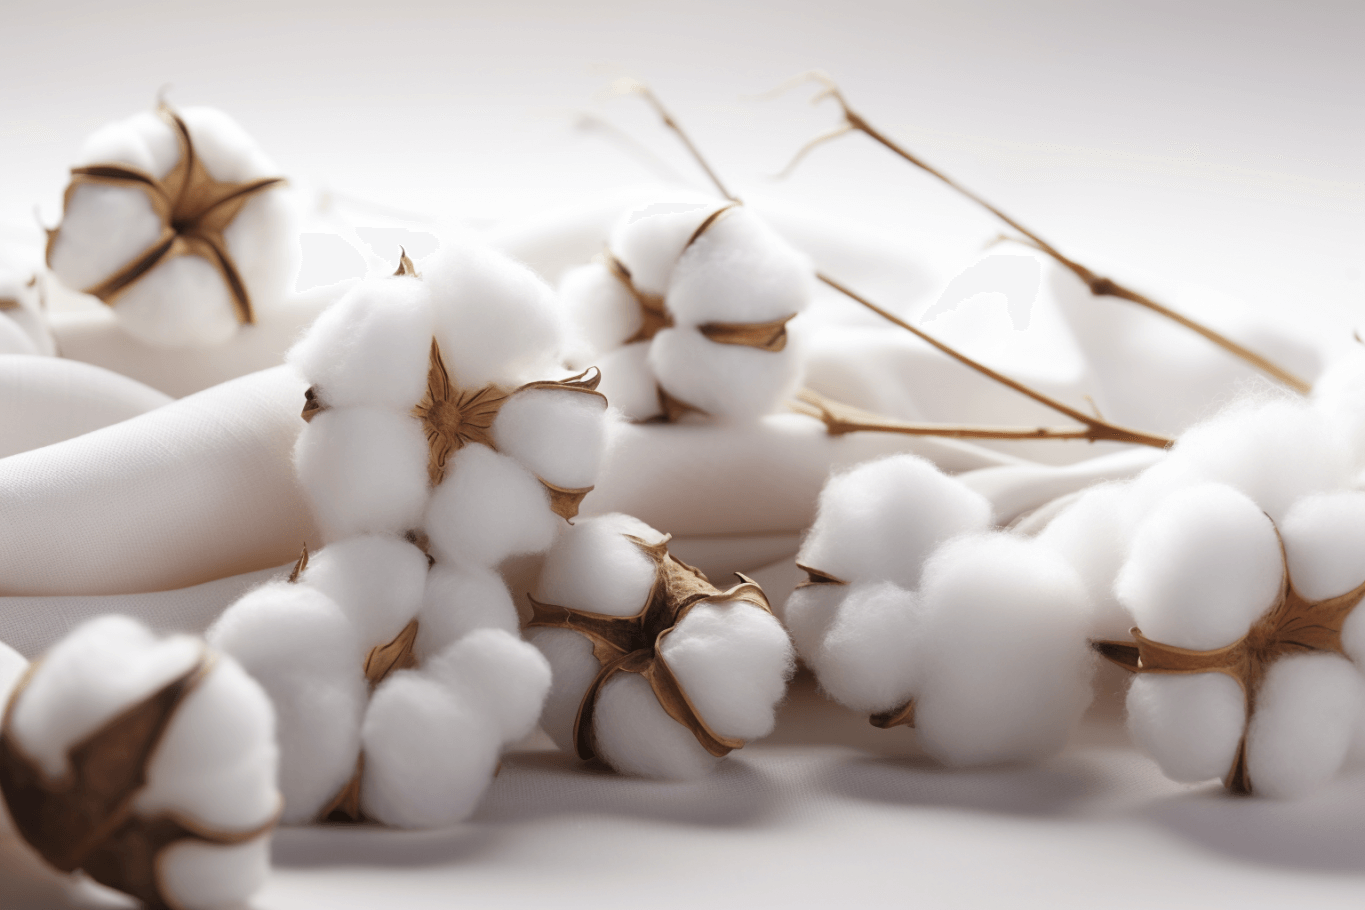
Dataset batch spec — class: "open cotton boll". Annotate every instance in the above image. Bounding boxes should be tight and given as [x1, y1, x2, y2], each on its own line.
[1036, 482, 1136, 639]
[527, 628, 602, 754]
[593, 672, 721, 780]
[424, 243, 563, 390]
[649, 325, 805, 421]
[425, 443, 559, 567]
[914, 533, 1093, 766]
[424, 629, 552, 744]
[359, 671, 502, 828]
[797, 454, 993, 590]
[595, 342, 662, 422]
[780, 582, 847, 662]
[534, 513, 663, 617]
[661, 600, 794, 741]
[1279, 491, 1365, 604]
[667, 207, 813, 325]
[286, 275, 434, 410]
[807, 581, 925, 714]
[493, 387, 608, 490]
[416, 564, 519, 660]
[1246, 653, 1362, 798]
[610, 199, 723, 297]
[301, 535, 430, 646]
[1117, 483, 1283, 651]
[1127, 673, 1247, 782]
[560, 261, 641, 356]
[294, 407, 430, 541]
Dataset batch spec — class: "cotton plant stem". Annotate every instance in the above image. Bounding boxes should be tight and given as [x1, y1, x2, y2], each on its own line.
[770, 71, 1310, 395]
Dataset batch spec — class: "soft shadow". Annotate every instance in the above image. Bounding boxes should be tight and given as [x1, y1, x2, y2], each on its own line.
[271, 823, 493, 869]
[0, 838, 132, 910]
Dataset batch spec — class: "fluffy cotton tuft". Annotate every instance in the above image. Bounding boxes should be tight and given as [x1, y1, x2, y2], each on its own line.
[1246, 653, 1362, 798]
[807, 581, 926, 714]
[1126, 674, 1247, 783]
[493, 387, 608, 489]
[425, 443, 559, 568]
[425, 629, 552, 744]
[301, 535, 430, 646]
[648, 326, 806, 421]
[1279, 491, 1365, 604]
[416, 563, 520, 660]
[592, 673, 721, 780]
[535, 513, 663, 617]
[1036, 482, 1136, 638]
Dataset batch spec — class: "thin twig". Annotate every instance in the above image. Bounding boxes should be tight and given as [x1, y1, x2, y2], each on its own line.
[611, 79, 737, 202]
[770, 70, 1311, 395]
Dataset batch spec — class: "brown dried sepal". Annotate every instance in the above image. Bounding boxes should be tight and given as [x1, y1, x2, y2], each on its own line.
[527, 534, 775, 763]
[0, 651, 278, 910]
[870, 700, 916, 730]
[45, 104, 285, 325]
[0, 295, 17, 312]
[794, 562, 849, 590]
[699, 314, 795, 352]
[1092, 528, 1365, 794]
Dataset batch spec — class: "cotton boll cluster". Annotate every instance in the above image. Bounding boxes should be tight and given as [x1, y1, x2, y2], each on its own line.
[0, 267, 55, 356]
[0, 616, 278, 910]
[46, 104, 296, 347]
[561, 198, 813, 422]
[527, 513, 794, 779]
[210, 538, 551, 828]
[786, 454, 1095, 765]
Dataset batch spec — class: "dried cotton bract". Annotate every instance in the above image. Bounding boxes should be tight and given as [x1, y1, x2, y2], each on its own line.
[527, 514, 794, 778]
[0, 616, 279, 910]
[561, 198, 812, 422]
[785, 455, 1096, 765]
[46, 103, 294, 347]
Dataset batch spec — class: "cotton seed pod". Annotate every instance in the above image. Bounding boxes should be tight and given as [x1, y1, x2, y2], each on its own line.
[527, 513, 794, 779]
[1099, 482, 1365, 797]
[211, 542, 550, 828]
[289, 247, 609, 565]
[46, 103, 295, 348]
[0, 267, 55, 356]
[0, 616, 279, 910]
[561, 198, 813, 422]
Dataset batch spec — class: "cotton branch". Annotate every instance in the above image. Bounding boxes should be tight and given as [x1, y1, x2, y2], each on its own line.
[771, 71, 1311, 395]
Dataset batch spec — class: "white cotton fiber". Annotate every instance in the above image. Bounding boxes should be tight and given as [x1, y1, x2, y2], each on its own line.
[667, 207, 813, 325]
[527, 627, 601, 754]
[808, 581, 925, 714]
[425, 443, 559, 567]
[493, 387, 608, 490]
[648, 325, 805, 421]
[560, 261, 640, 356]
[159, 838, 272, 910]
[592, 672, 720, 780]
[8, 615, 202, 778]
[595, 342, 662, 422]
[301, 535, 430, 646]
[797, 454, 993, 590]
[1036, 482, 1135, 639]
[286, 275, 435, 410]
[1126, 673, 1246, 783]
[913, 533, 1093, 765]
[0, 640, 27, 703]
[416, 563, 519, 660]
[534, 513, 663, 617]
[294, 407, 431, 542]
[359, 670, 502, 828]
[1246, 653, 1362, 798]
[424, 629, 552, 744]
[1279, 491, 1365, 603]
[780, 583, 847, 664]
[1117, 484, 1283, 651]
[48, 181, 163, 291]
[208, 581, 366, 823]
[108, 256, 243, 348]
[610, 199, 721, 298]
[424, 243, 563, 390]
[1313, 349, 1365, 468]
[661, 599, 794, 740]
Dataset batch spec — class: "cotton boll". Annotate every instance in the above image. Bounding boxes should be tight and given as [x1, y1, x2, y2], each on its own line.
[1246, 653, 1361, 798]
[47, 182, 164, 291]
[302, 535, 430, 646]
[667, 208, 812, 325]
[1117, 484, 1283, 651]
[527, 628, 601, 754]
[159, 838, 271, 910]
[104, 253, 241, 348]
[649, 326, 804, 421]
[1279, 491, 1365, 603]
[596, 342, 662, 422]
[807, 581, 925, 714]
[661, 600, 794, 741]
[360, 671, 502, 828]
[536, 513, 663, 616]
[1126, 673, 1246, 783]
[781, 583, 847, 661]
[1036, 483, 1136, 639]
[416, 563, 519, 660]
[424, 629, 552, 744]
[425, 444, 559, 567]
[797, 454, 993, 590]
[8, 615, 202, 779]
[424, 243, 563, 390]
[294, 407, 430, 542]
[561, 261, 641, 355]
[592, 672, 720, 779]
[610, 199, 721, 298]
[286, 276, 434, 410]
[493, 387, 607, 490]
[914, 534, 1094, 765]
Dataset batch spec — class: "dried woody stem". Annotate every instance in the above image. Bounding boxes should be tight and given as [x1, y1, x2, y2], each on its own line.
[622, 81, 1172, 449]
[772, 70, 1310, 395]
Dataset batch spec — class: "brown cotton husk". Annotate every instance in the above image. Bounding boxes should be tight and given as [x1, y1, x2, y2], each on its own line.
[527, 534, 775, 762]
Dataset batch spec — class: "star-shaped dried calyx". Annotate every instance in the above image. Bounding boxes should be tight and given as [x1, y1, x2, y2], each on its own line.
[527, 535, 775, 761]
[1093, 533, 1365, 795]
[45, 104, 285, 325]
[0, 651, 276, 910]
